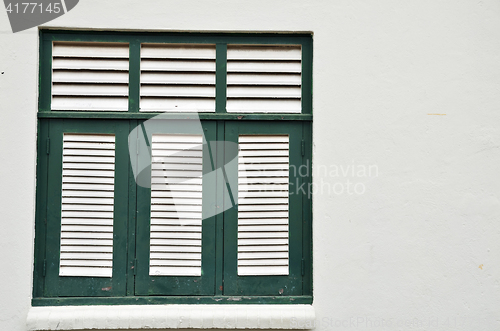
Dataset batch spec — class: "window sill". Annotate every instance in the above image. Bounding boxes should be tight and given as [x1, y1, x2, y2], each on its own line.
[27, 304, 315, 330]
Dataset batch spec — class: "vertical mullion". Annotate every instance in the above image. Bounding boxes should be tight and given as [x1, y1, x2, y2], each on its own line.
[215, 43, 227, 113]
[38, 33, 52, 112]
[126, 120, 138, 296]
[302, 121, 313, 296]
[33, 120, 49, 297]
[113, 121, 130, 295]
[301, 38, 313, 115]
[128, 40, 141, 112]
[215, 121, 225, 295]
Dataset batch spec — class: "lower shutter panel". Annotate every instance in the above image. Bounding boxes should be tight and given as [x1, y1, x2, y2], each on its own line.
[238, 135, 289, 276]
[150, 134, 203, 276]
[60, 134, 115, 277]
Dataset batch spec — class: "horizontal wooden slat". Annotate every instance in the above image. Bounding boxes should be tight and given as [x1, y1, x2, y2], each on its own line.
[61, 225, 114, 233]
[238, 245, 289, 252]
[238, 232, 288, 239]
[150, 232, 202, 239]
[150, 252, 201, 260]
[142, 44, 216, 59]
[227, 45, 301, 61]
[61, 245, 113, 253]
[151, 204, 202, 212]
[150, 225, 202, 232]
[141, 72, 215, 85]
[227, 73, 301, 86]
[238, 238, 288, 245]
[60, 252, 112, 260]
[228, 86, 301, 98]
[150, 245, 201, 253]
[238, 251, 288, 259]
[141, 85, 215, 97]
[227, 99, 301, 113]
[52, 84, 128, 96]
[237, 218, 289, 225]
[152, 163, 203, 171]
[227, 61, 301, 73]
[52, 58, 129, 70]
[53, 70, 129, 83]
[53, 42, 129, 58]
[52, 96, 128, 111]
[150, 260, 201, 267]
[150, 219, 202, 226]
[60, 259, 113, 267]
[140, 97, 215, 112]
[238, 225, 289, 232]
[59, 267, 113, 277]
[141, 59, 215, 72]
[238, 259, 288, 266]
[238, 266, 288, 276]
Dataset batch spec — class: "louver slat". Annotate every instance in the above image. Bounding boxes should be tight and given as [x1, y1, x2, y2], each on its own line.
[150, 134, 203, 276]
[59, 134, 115, 278]
[227, 45, 302, 113]
[140, 44, 216, 112]
[238, 135, 289, 276]
[51, 42, 129, 111]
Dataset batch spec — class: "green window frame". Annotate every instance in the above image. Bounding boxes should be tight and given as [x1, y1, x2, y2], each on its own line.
[33, 30, 312, 306]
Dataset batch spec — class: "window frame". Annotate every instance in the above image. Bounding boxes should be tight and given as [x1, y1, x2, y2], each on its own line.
[33, 30, 313, 306]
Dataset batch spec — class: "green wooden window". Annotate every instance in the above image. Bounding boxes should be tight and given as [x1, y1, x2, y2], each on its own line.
[33, 30, 312, 306]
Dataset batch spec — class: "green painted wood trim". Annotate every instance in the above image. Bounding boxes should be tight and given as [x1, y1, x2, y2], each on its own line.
[215, 121, 225, 295]
[32, 295, 312, 306]
[301, 37, 313, 115]
[128, 41, 141, 112]
[126, 120, 138, 296]
[302, 122, 313, 297]
[33, 120, 49, 297]
[38, 112, 312, 121]
[41, 29, 312, 45]
[38, 32, 52, 112]
[216, 44, 227, 114]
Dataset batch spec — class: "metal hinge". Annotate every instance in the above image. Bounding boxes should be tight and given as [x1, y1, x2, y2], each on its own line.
[301, 140, 305, 156]
[43, 259, 47, 277]
[46, 138, 50, 155]
[301, 258, 305, 276]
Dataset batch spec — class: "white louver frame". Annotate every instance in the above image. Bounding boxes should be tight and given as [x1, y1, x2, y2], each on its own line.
[60, 134, 115, 277]
[149, 134, 204, 276]
[52, 42, 129, 111]
[238, 135, 290, 276]
[140, 44, 216, 112]
[227, 45, 302, 113]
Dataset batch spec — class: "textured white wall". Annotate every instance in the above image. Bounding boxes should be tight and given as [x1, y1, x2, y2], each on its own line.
[1, 0, 500, 330]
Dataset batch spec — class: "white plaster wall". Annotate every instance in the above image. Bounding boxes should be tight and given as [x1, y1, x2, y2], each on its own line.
[1, 0, 500, 330]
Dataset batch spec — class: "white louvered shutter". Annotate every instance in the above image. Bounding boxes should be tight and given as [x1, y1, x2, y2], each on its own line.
[140, 44, 216, 112]
[52, 42, 129, 111]
[149, 134, 203, 276]
[60, 134, 115, 277]
[238, 135, 289, 276]
[227, 45, 302, 113]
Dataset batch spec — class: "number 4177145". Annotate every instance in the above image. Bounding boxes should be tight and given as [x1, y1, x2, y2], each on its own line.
[6, 3, 61, 14]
